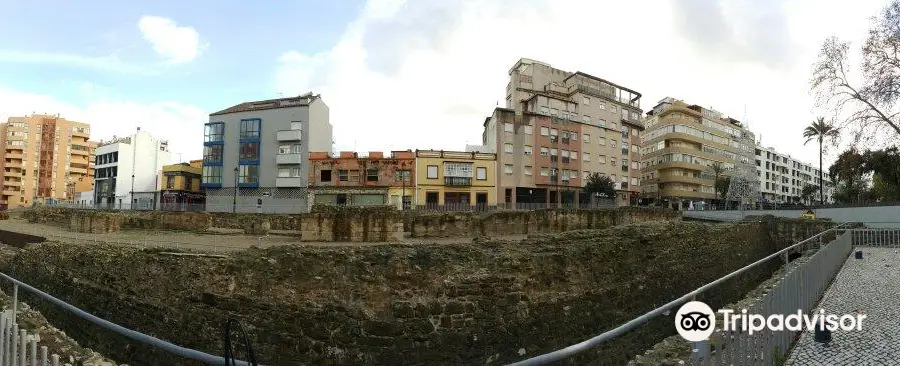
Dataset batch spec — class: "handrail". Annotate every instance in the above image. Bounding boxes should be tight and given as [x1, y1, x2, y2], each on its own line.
[0, 272, 255, 365]
[507, 222, 852, 365]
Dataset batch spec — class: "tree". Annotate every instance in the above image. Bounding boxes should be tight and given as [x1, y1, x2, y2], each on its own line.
[803, 117, 840, 205]
[715, 176, 731, 201]
[801, 184, 819, 205]
[863, 147, 900, 201]
[811, 2, 900, 146]
[707, 161, 726, 201]
[583, 173, 615, 199]
[829, 149, 870, 204]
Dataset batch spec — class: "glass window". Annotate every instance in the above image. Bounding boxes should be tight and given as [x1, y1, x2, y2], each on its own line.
[290, 121, 303, 130]
[278, 145, 291, 154]
[540, 147, 549, 156]
[240, 119, 260, 139]
[203, 145, 222, 162]
[539, 106, 550, 115]
[540, 127, 549, 136]
[278, 168, 291, 177]
[240, 142, 259, 161]
[238, 164, 259, 184]
[583, 97, 590, 105]
[504, 123, 514, 132]
[427, 165, 438, 179]
[598, 119, 606, 128]
[582, 115, 590, 124]
[504, 143, 514, 153]
[524, 166, 532, 176]
[524, 145, 533, 155]
[524, 125, 533, 135]
[202, 166, 222, 184]
[504, 164, 513, 174]
[204, 123, 224, 142]
[540, 167, 549, 176]
[476, 167, 487, 180]
[583, 134, 590, 143]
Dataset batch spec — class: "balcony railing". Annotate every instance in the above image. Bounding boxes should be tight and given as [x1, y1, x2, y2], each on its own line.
[550, 156, 558, 162]
[276, 130, 302, 141]
[444, 176, 472, 186]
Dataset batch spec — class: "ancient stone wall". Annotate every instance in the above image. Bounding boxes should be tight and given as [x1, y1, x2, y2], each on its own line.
[68, 211, 121, 233]
[1, 219, 834, 365]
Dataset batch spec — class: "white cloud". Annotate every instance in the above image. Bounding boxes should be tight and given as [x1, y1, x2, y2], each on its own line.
[138, 16, 206, 64]
[275, 0, 889, 167]
[0, 87, 207, 163]
[0, 50, 155, 75]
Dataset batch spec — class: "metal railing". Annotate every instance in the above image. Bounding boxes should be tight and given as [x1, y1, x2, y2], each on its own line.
[507, 223, 854, 365]
[0, 272, 255, 365]
[0, 309, 60, 366]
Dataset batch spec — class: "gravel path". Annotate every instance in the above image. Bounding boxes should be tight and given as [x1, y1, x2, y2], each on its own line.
[785, 247, 900, 365]
[0, 219, 527, 253]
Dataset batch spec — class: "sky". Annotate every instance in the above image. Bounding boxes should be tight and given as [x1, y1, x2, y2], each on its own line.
[0, 0, 890, 168]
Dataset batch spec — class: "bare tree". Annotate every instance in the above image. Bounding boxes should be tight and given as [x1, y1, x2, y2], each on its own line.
[811, 1, 900, 147]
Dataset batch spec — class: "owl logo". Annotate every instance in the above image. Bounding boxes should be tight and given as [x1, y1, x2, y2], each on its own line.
[675, 301, 716, 341]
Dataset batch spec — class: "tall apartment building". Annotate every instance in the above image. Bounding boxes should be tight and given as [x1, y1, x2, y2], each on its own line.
[480, 58, 644, 207]
[93, 128, 171, 209]
[0, 114, 94, 209]
[202, 92, 332, 213]
[640, 97, 755, 210]
[755, 146, 835, 204]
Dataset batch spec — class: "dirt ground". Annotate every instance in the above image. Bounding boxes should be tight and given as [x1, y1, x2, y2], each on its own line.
[0, 218, 528, 253]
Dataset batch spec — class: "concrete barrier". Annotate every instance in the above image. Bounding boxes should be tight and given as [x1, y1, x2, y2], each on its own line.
[683, 205, 900, 228]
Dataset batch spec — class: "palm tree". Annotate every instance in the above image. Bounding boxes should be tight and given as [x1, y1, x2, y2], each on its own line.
[803, 117, 840, 205]
[708, 161, 726, 207]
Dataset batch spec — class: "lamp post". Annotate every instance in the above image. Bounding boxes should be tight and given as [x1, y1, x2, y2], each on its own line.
[233, 166, 239, 213]
[130, 174, 135, 210]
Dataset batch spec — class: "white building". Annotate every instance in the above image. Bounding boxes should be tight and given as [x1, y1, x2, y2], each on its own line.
[755, 146, 834, 205]
[93, 128, 170, 209]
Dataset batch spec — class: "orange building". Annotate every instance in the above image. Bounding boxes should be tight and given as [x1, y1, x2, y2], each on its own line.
[1, 114, 95, 209]
[308, 151, 415, 209]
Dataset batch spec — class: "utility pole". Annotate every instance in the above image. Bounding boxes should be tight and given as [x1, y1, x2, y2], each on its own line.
[233, 166, 238, 213]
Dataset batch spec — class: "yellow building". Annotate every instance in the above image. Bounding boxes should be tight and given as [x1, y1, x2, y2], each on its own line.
[414, 150, 497, 208]
[0, 114, 94, 209]
[158, 160, 204, 210]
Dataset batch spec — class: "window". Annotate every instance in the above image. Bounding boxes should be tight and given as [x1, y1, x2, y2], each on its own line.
[202, 166, 222, 184]
[427, 165, 438, 179]
[550, 108, 559, 116]
[599, 101, 606, 110]
[278, 168, 302, 177]
[584, 153, 590, 161]
[290, 121, 303, 130]
[166, 176, 175, 189]
[550, 128, 558, 136]
[465, 166, 482, 181]
[622, 109, 628, 120]
[583, 96, 590, 105]
[599, 137, 606, 146]
[278, 144, 302, 154]
[598, 119, 606, 128]
[504, 123, 514, 132]
[524, 125, 533, 135]
[539, 106, 550, 115]
[203, 145, 222, 163]
[540, 147, 549, 156]
[611, 139, 617, 149]
[367, 169, 379, 182]
[320, 170, 332, 182]
[571, 151, 578, 160]
[524, 145, 533, 156]
[504, 164, 514, 174]
[570, 132, 577, 141]
[599, 155, 607, 164]
[540, 167, 549, 176]
[583, 115, 591, 124]
[550, 148, 558, 156]
[204, 123, 224, 143]
[583, 134, 590, 143]
[240, 119, 260, 139]
[504, 143, 514, 154]
[632, 144, 639, 152]
[540, 127, 549, 136]
[632, 161, 639, 170]
[238, 164, 259, 184]
[611, 105, 617, 113]
[611, 158, 617, 166]
[338, 169, 349, 181]
[239, 142, 259, 161]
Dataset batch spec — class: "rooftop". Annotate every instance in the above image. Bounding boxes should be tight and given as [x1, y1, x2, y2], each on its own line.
[210, 92, 320, 116]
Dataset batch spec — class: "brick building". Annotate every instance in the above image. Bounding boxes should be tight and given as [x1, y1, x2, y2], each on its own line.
[307, 151, 415, 209]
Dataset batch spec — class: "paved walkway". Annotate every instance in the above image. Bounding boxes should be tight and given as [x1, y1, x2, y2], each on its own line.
[785, 247, 900, 365]
[0, 219, 525, 253]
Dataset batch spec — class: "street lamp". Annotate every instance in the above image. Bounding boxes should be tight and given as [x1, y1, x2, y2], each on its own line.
[130, 174, 135, 210]
[233, 166, 239, 213]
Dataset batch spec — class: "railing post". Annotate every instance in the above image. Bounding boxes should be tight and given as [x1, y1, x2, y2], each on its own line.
[691, 340, 710, 362]
[19, 329, 25, 366]
[11, 284, 17, 326]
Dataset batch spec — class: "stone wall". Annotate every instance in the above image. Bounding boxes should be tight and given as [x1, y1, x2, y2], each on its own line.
[1, 218, 835, 365]
[68, 211, 122, 233]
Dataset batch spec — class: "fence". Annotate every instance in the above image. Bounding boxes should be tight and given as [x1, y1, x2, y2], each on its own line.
[506, 223, 856, 365]
[0, 272, 255, 365]
[0, 310, 61, 366]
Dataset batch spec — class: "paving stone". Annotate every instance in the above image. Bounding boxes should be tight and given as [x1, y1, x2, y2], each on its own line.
[785, 247, 900, 365]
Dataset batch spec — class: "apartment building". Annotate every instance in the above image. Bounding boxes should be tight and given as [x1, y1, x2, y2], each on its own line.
[93, 128, 171, 209]
[308, 151, 414, 209]
[159, 160, 204, 210]
[203, 92, 332, 213]
[640, 97, 755, 210]
[755, 146, 835, 204]
[414, 149, 497, 207]
[480, 58, 644, 207]
[0, 114, 94, 209]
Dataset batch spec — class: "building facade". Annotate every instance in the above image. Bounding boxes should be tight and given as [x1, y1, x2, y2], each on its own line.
[159, 160, 204, 210]
[755, 146, 835, 205]
[414, 149, 497, 208]
[639, 97, 755, 210]
[93, 128, 171, 209]
[202, 93, 332, 213]
[0, 114, 94, 209]
[308, 151, 415, 209]
[481, 58, 643, 207]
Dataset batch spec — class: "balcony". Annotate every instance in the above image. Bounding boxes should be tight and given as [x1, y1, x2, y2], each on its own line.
[622, 148, 629, 155]
[276, 153, 303, 165]
[72, 129, 89, 138]
[276, 177, 305, 187]
[561, 137, 570, 145]
[549, 136, 558, 143]
[3, 180, 21, 187]
[276, 130, 302, 141]
[444, 176, 471, 186]
[5, 160, 22, 168]
[70, 167, 88, 175]
[549, 175, 558, 183]
[71, 148, 90, 156]
[2, 188, 19, 196]
[550, 156, 558, 162]
[5, 153, 22, 160]
[561, 157, 570, 164]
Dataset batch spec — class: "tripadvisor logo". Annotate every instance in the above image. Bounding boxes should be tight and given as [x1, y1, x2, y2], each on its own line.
[675, 301, 866, 341]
